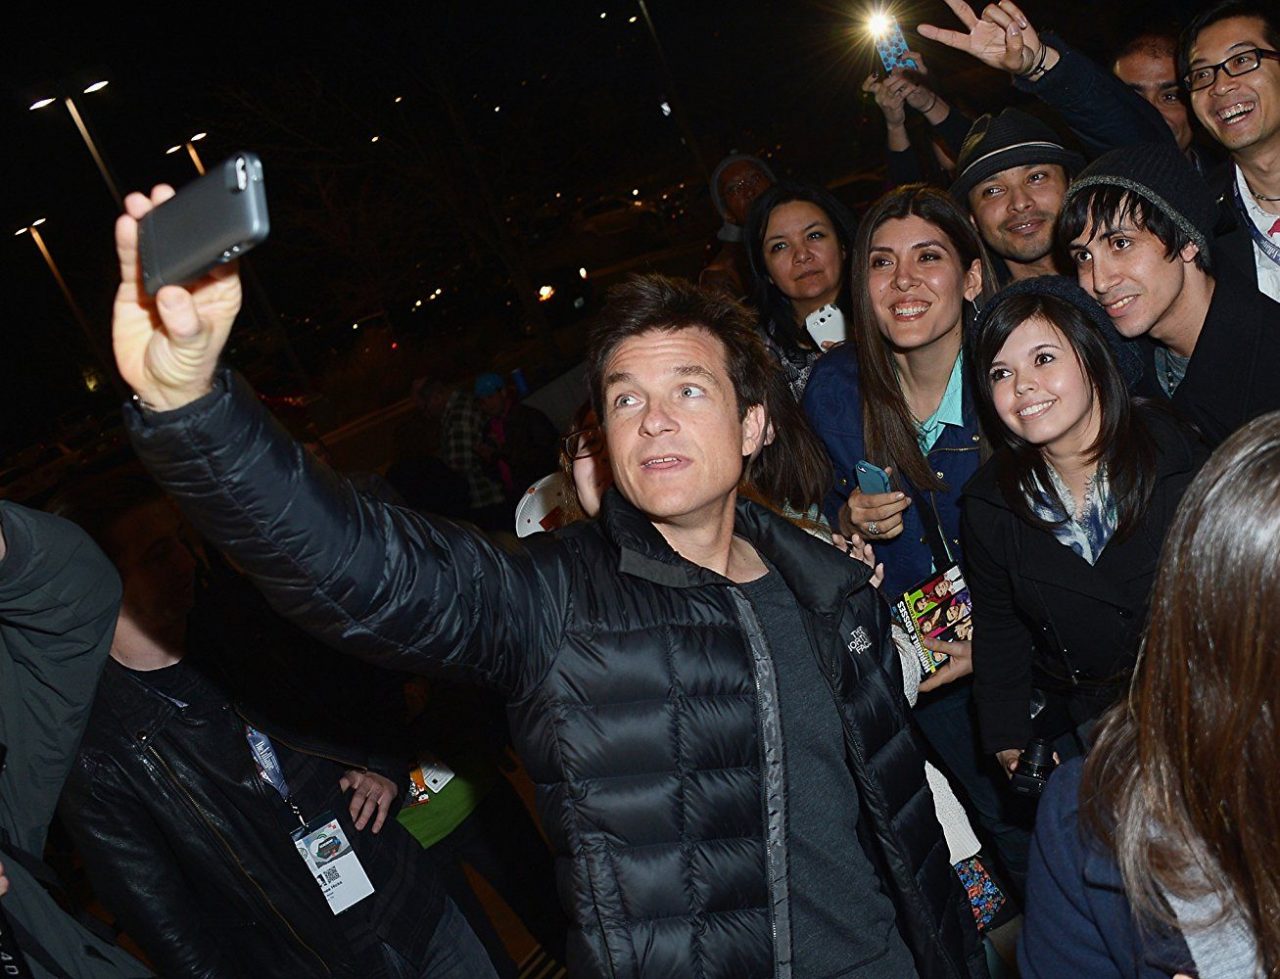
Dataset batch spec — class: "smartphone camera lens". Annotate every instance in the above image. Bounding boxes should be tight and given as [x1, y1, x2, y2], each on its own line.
[235, 156, 249, 192]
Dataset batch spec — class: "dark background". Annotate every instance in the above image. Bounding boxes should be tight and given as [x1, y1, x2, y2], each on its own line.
[0, 0, 1206, 455]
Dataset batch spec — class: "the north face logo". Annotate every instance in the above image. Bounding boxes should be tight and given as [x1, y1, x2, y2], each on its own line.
[847, 627, 872, 655]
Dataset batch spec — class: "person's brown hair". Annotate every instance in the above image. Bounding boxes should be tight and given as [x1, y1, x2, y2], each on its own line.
[587, 274, 772, 423]
[743, 365, 832, 514]
[849, 184, 996, 492]
[1083, 412, 1280, 973]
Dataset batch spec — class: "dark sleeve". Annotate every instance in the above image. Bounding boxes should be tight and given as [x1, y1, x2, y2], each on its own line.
[0, 503, 122, 854]
[799, 359, 851, 530]
[886, 147, 926, 187]
[886, 107, 975, 188]
[1018, 760, 1125, 979]
[961, 500, 1034, 753]
[1012, 33, 1174, 157]
[934, 106, 975, 159]
[124, 370, 566, 700]
[61, 759, 247, 979]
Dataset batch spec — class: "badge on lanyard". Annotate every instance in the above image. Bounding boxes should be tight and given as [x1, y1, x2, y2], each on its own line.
[405, 754, 456, 807]
[291, 811, 376, 914]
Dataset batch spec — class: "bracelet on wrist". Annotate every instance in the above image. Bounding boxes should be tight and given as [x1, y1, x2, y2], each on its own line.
[919, 92, 939, 114]
[1021, 44, 1050, 80]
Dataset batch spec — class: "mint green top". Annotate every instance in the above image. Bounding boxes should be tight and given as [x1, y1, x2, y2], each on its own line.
[916, 352, 965, 455]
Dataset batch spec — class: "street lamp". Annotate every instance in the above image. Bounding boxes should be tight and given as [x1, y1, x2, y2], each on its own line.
[29, 80, 122, 206]
[164, 131, 208, 174]
[14, 219, 126, 398]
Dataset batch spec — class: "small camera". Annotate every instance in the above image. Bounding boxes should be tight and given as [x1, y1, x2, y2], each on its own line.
[1009, 737, 1057, 799]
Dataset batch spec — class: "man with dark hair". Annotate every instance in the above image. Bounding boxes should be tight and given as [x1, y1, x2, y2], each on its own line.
[55, 471, 495, 978]
[1113, 32, 1197, 158]
[1061, 142, 1280, 445]
[1178, 0, 1280, 299]
[108, 182, 988, 979]
[921, 0, 1174, 283]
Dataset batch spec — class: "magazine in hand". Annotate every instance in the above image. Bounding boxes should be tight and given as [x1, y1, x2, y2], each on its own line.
[895, 564, 972, 678]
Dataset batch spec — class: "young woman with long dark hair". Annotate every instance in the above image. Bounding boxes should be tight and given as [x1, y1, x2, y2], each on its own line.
[964, 277, 1205, 774]
[802, 184, 1032, 888]
[1020, 411, 1280, 977]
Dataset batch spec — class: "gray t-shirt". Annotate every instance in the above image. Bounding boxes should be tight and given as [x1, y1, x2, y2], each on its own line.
[739, 567, 918, 979]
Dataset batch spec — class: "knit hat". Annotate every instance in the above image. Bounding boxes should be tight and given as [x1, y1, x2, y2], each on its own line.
[474, 372, 505, 397]
[710, 154, 776, 242]
[974, 275, 1145, 392]
[1064, 142, 1215, 258]
[951, 108, 1085, 201]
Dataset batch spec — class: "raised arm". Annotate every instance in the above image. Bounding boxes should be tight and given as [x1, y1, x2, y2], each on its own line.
[112, 189, 562, 696]
[919, 0, 1173, 156]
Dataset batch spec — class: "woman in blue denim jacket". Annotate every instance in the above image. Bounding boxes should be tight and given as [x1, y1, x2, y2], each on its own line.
[802, 184, 1034, 890]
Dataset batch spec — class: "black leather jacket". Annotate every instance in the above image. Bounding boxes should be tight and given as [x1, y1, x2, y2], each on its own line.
[126, 369, 984, 979]
[60, 650, 444, 979]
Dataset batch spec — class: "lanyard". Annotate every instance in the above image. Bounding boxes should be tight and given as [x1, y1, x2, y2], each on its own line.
[1232, 171, 1280, 270]
[244, 725, 291, 800]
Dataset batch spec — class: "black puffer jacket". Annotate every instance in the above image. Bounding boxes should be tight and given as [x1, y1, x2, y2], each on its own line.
[126, 370, 983, 979]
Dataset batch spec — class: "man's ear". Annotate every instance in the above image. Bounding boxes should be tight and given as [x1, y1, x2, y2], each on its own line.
[1178, 241, 1201, 265]
[740, 403, 767, 457]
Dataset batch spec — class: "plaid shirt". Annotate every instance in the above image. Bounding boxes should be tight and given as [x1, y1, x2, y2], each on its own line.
[440, 391, 505, 509]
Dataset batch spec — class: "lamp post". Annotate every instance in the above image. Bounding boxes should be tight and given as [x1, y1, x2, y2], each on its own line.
[29, 80, 123, 207]
[165, 131, 208, 174]
[14, 220, 127, 398]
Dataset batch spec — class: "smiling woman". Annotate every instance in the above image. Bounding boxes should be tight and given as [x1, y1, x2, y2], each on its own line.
[964, 275, 1207, 770]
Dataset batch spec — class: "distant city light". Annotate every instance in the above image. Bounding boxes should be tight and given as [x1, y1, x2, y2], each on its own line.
[600, 11, 607, 18]
[83, 80, 109, 94]
[660, 101, 671, 117]
[434, 287, 443, 296]
[191, 132, 207, 141]
[631, 188, 640, 196]
[414, 299, 423, 308]
[352, 323, 359, 330]
[578, 267, 588, 280]
[28, 98, 55, 110]
[629, 15, 638, 23]
[494, 105, 501, 112]
[538, 285, 556, 302]
[394, 96, 404, 103]
[166, 145, 182, 155]
[32, 218, 46, 227]
[371, 135, 380, 143]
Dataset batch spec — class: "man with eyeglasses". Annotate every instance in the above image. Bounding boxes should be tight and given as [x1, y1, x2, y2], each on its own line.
[1180, 0, 1280, 299]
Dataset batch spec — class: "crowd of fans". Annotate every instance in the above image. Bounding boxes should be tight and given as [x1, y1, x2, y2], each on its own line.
[4, 1, 1280, 977]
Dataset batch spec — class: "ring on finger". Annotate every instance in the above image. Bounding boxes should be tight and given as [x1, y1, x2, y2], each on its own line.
[867, 521, 880, 536]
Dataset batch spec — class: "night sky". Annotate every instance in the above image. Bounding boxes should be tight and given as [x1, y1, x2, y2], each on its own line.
[1, 0, 1200, 455]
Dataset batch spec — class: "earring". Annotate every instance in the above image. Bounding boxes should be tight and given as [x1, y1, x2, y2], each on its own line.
[968, 297, 980, 318]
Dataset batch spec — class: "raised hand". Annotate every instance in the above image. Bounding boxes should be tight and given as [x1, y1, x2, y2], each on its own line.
[113, 187, 243, 411]
[917, 637, 973, 693]
[918, 0, 1047, 77]
[862, 71, 913, 128]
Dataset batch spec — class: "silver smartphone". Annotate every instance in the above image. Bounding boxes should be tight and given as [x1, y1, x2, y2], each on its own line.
[139, 152, 269, 296]
[805, 304, 847, 347]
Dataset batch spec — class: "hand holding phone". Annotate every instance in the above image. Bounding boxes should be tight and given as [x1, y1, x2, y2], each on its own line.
[112, 185, 245, 412]
[841, 463, 910, 540]
[805, 304, 847, 348]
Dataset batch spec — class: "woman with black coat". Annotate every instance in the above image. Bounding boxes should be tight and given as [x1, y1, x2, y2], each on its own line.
[961, 277, 1207, 773]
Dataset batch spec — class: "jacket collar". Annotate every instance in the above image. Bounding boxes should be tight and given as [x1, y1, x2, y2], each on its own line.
[600, 488, 871, 614]
[97, 659, 185, 752]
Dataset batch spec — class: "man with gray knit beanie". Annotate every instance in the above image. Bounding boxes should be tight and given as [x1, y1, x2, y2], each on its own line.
[1060, 141, 1280, 446]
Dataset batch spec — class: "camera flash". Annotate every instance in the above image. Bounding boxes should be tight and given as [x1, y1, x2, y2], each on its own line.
[868, 12, 892, 38]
